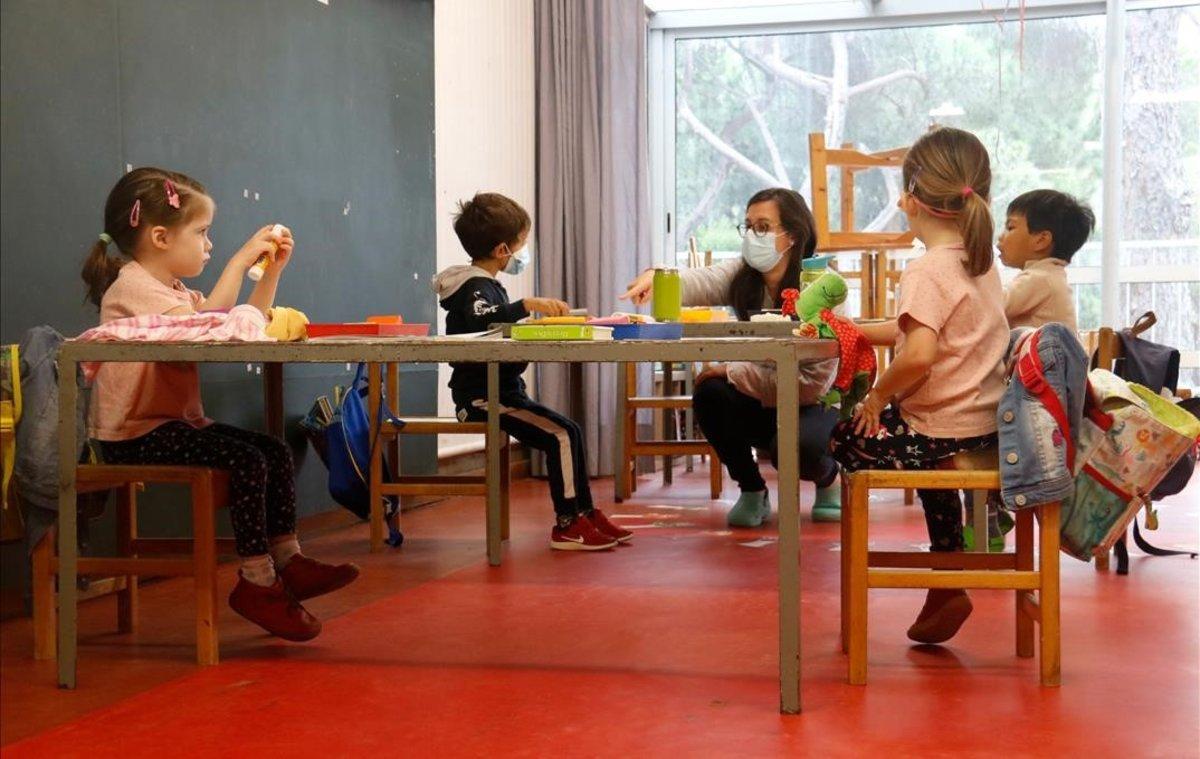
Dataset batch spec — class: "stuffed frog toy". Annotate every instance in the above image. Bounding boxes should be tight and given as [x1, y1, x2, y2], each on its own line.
[787, 270, 876, 418]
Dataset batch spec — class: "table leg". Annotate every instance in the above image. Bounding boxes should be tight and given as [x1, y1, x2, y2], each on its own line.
[684, 363, 694, 473]
[263, 363, 284, 439]
[486, 362, 502, 566]
[614, 362, 628, 502]
[367, 363, 385, 553]
[663, 361, 674, 484]
[775, 354, 801, 714]
[57, 354, 79, 688]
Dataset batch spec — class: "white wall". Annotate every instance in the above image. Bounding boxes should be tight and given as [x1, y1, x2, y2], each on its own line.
[434, 0, 536, 455]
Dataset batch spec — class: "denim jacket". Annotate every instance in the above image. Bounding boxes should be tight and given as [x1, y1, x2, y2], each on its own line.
[997, 323, 1089, 509]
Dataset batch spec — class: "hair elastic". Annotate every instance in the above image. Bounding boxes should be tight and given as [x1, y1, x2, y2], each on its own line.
[911, 195, 960, 220]
[164, 179, 181, 209]
[98, 232, 114, 246]
[129, 199, 142, 228]
[961, 186, 975, 198]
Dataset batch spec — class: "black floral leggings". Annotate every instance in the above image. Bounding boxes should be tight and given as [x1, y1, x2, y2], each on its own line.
[98, 421, 296, 557]
[830, 406, 995, 551]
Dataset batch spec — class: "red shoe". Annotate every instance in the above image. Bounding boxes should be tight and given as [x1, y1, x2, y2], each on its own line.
[278, 554, 361, 601]
[550, 515, 617, 551]
[587, 509, 633, 543]
[228, 575, 321, 641]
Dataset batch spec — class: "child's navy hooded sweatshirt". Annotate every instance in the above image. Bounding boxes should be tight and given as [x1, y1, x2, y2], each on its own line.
[432, 264, 530, 405]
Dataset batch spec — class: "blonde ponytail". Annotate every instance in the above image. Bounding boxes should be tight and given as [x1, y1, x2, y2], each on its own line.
[958, 190, 994, 277]
[901, 126, 995, 277]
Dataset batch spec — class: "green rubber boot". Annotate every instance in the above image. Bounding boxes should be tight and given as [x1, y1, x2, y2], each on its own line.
[963, 506, 1015, 552]
[727, 490, 771, 528]
[811, 478, 842, 523]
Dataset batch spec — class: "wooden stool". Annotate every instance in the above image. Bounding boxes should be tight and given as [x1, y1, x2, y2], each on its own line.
[841, 448, 1061, 686]
[617, 363, 722, 502]
[366, 363, 510, 553]
[33, 465, 234, 665]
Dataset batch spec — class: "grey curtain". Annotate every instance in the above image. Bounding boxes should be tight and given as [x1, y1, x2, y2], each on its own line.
[534, 0, 651, 475]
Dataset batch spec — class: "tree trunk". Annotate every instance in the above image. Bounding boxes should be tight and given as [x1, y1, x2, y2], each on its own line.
[1119, 7, 1196, 366]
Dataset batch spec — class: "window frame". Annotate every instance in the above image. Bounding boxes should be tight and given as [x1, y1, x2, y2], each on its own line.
[647, 0, 1196, 338]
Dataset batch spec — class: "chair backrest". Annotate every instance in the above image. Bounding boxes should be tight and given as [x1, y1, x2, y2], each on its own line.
[1095, 326, 1121, 372]
[1094, 312, 1157, 373]
[808, 132, 916, 253]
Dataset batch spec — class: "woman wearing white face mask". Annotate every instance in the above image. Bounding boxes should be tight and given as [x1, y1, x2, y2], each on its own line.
[620, 188, 841, 526]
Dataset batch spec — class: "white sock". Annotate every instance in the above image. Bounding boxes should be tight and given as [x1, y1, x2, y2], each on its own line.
[241, 554, 276, 587]
[269, 535, 301, 569]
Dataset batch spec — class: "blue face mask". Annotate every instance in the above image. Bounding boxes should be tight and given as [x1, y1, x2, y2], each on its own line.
[741, 231, 785, 273]
[502, 243, 529, 275]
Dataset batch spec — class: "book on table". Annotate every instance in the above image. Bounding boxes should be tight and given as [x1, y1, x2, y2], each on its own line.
[510, 324, 614, 341]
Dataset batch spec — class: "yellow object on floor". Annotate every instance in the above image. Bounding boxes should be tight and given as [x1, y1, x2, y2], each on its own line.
[267, 306, 310, 341]
[1, 344, 23, 540]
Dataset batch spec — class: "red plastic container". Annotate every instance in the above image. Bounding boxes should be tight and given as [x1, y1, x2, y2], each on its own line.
[305, 322, 430, 338]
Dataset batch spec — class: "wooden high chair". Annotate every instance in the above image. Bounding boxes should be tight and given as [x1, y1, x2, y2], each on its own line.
[810, 133, 918, 506]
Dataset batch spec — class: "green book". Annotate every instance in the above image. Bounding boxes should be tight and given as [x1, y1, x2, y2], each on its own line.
[510, 324, 613, 341]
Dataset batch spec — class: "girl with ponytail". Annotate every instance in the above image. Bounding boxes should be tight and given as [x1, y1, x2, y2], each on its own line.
[828, 127, 1009, 645]
[83, 167, 358, 643]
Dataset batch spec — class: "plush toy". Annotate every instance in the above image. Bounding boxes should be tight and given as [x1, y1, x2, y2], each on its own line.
[789, 270, 876, 418]
[266, 306, 310, 342]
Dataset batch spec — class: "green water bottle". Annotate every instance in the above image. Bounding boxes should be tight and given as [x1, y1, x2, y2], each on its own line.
[800, 254, 834, 290]
[652, 267, 682, 322]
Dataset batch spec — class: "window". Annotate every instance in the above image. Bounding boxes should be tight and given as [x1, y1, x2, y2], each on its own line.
[656, 3, 1199, 382]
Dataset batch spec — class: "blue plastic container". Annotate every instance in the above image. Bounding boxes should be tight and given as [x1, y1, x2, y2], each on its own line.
[611, 323, 684, 340]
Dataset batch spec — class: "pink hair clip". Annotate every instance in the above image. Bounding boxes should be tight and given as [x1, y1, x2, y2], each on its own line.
[961, 186, 974, 198]
[164, 179, 181, 209]
[129, 199, 142, 228]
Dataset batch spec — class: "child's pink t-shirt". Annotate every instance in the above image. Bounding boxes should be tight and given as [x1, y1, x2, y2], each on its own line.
[895, 244, 1008, 439]
[88, 261, 211, 441]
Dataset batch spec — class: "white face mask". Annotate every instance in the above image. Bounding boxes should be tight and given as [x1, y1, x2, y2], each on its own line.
[741, 231, 785, 273]
[502, 242, 530, 275]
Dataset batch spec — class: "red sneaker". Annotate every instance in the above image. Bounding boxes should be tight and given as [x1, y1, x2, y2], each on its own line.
[550, 515, 617, 551]
[587, 509, 633, 543]
[278, 555, 361, 601]
[228, 575, 321, 641]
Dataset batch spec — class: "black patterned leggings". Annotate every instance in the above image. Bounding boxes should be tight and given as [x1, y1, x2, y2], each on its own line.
[829, 406, 995, 551]
[98, 421, 296, 557]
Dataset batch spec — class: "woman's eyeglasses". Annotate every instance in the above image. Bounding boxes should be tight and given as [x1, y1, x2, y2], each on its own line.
[737, 221, 778, 238]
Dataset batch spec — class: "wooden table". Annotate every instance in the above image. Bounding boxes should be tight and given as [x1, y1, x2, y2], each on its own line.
[55, 336, 835, 713]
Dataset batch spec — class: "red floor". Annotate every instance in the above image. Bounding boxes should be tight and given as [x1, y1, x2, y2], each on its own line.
[2, 471, 1198, 757]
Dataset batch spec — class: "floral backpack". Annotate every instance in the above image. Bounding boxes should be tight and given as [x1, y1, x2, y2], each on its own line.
[1054, 369, 1200, 561]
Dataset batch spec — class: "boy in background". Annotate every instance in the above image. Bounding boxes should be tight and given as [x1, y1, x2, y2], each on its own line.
[431, 192, 631, 551]
[998, 189, 1096, 333]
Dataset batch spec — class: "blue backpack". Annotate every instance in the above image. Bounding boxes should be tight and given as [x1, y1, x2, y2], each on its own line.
[321, 364, 403, 545]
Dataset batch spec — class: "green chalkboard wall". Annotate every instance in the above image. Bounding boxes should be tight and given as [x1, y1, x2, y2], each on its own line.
[0, 0, 437, 602]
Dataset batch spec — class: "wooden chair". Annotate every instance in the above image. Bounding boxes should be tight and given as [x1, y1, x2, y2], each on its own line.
[810, 134, 916, 505]
[617, 363, 722, 502]
[366, 362, 510, 553]
[841, 448, 1061, 686]
[33, 465, 234, 665]
[809, 134, 916, 254]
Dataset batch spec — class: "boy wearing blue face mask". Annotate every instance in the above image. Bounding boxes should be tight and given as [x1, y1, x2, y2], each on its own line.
[431, 192, 631, 551]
